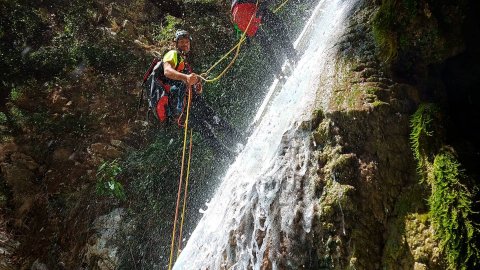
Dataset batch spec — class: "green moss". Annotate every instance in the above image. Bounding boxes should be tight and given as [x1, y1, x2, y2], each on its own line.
[365, 88, 379, 95]
[333, 85, 363, 109]
[372, 0, 420, 62]
[382, 184, 430, 268]
[371, 100, 389, 107]
[429, 149, 480, 269]
[372, 0, 399, 61]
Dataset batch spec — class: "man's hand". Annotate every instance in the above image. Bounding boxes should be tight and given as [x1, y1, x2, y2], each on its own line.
[186, 73, 199, 86]
[164, 61, 198, 86]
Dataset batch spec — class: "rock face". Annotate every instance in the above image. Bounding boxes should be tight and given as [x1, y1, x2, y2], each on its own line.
[306, 0, 475, 268]
[1, 0, 476, 268]
[82, 208, 124, 270]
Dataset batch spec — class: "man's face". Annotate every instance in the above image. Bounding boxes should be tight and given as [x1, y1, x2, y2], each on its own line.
[176, 37, 191, 53]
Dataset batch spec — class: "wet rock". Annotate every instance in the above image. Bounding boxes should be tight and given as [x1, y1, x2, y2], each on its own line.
[52, 148, 73, 162]
[10, 152, 38, 171]
[83, 208, 124, 270]
[31, 259, 48, 270]
[0, 142, 18, 162]
[110, 139, 127, 150]
[120, 19, 137, 39]
[88, 143, 122, 159]
[48, 89, 69, 113]
[1, 163, 36, 195]
[0, 231, 20, 269]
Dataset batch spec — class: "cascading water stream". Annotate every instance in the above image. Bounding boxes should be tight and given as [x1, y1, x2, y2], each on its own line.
[173, 0, 359, 268]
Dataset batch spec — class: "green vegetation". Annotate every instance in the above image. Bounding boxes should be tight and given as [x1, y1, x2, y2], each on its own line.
[410, 104, 480, 269]
[9, 87, 22, 101]
[372, 0, 468, 73]
[409, 103, 441, 181]
[371, 0, 422, 61]
[151, 15, 181, 42]
[96, 159, 126, 200]
[430, 150, 480, 269]
[372, 0, 400, 61]
[115, 129, 226, 268]
[0, 112, 7, 124]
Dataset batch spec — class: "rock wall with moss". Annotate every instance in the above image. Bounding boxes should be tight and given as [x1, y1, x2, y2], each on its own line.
[1, 0, 478, 268]
[306, 0, 479, 269]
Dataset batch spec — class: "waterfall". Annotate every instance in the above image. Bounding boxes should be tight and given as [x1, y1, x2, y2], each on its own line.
[173, 0, 359, 268]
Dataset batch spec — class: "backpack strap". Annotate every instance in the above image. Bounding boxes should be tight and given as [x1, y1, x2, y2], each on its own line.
[142, 58, 160, 84]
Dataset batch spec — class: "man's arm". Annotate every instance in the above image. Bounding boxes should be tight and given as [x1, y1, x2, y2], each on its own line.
[163, 61, 198, 86]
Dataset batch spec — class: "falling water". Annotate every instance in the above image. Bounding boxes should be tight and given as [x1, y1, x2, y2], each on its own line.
[173, 0, 359, 268]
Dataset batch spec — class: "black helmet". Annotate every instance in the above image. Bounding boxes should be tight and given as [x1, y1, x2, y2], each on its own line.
[174, 29, 192, 42]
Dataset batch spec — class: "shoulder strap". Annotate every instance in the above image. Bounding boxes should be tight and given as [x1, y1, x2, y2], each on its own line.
[142, 58, 160, 84]
[174, 49, 186, 70]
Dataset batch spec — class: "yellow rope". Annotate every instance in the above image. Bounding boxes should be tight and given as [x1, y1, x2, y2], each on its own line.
[199, 0, 259, 83]
[168, 86, 193, 270]
[198, 37, 246, 83]
[198, 0, 289, 83]
[273, 0, 290, 13]
[202, 35, 247, 77]
[177, 128, 193, 257]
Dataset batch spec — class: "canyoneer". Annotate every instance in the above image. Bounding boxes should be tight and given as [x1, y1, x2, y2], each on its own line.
[142, 30, 242, 157]
[231, 0, 298, 76]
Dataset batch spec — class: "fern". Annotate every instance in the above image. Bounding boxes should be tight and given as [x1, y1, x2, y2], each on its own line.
[409, 103, 440, 182]
[409, 104, 480, 269]
[429, 149, 480, 269]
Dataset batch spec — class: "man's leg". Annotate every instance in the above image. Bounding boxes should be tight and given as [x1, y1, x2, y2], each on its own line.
[170, 84, 186, 116]
[190, 117, 235, 158]
[193, 95, 244, 141]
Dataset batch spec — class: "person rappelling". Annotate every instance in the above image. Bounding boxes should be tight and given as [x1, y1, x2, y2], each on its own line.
[231, 0, 299, 76]
[142, 30, 242, 157]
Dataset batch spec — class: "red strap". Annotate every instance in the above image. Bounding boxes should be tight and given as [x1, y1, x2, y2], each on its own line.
[143, 58, 159, 83]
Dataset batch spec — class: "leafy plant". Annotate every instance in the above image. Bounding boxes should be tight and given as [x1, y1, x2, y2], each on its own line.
[429, 149, 480, 270]
[409, 103, 441, 181]
[0, 112, 7, 124]
[9, 87, 22, 101]
[410, 104, 480, 269]
[96, 159, 126, 200]
[151, 15, 181, 43]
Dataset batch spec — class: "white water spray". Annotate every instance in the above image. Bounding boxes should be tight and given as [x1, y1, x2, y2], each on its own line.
[173, 0, 359, 268]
